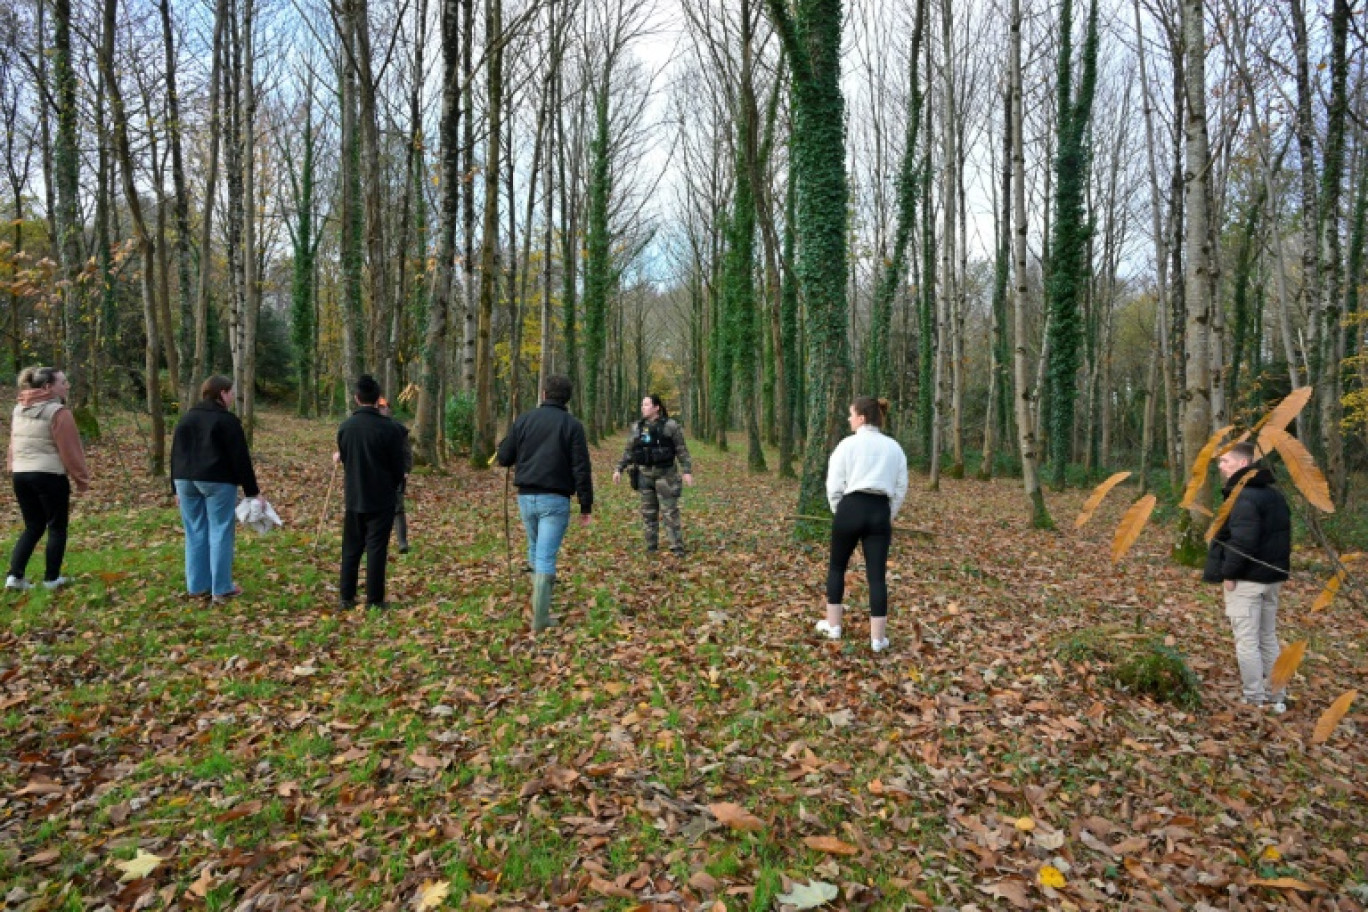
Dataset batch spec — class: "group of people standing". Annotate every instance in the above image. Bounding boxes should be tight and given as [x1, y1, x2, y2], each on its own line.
[5, 365, 1296, 711]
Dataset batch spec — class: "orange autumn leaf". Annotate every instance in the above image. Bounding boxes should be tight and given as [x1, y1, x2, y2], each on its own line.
[708, 802, 763, 832]
[803, 835, 859, 856]
[1311, 571, 1344, 612]
[1254, 386, 1314, 455]
[1075, 472, 1131, 529]
[1311, 690, 1357, 745]
[1263, 428, 1335, 513]
[1179, 426, 1234, 510]
[1111, 495, 1157, 564]
[1205, 473, 1253, 543]
[1269, 641, 1307, 693]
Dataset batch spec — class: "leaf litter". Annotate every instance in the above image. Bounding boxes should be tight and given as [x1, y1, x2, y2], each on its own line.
[0, 411, 1365, 909]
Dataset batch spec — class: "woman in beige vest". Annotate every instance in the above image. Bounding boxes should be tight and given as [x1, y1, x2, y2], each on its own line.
[6, 366, 90, 590]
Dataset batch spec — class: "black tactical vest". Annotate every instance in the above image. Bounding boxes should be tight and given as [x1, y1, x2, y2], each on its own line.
[632, 419, 677, 467]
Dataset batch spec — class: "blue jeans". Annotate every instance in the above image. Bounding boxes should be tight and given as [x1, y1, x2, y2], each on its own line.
[175, 479, 238, 597]
[517, 493, 571, 575]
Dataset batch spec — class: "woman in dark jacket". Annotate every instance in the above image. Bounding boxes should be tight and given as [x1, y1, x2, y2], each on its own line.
[171, 376, 262, 602]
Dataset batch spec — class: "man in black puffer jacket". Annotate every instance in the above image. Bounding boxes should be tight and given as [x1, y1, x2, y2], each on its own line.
[496, 375, 593, 634]
[1203, 441, 1292, 711]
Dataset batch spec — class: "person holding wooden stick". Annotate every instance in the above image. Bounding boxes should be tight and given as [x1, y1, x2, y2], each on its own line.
[336, 375, 408, 610]
[816, 396, 908, 652]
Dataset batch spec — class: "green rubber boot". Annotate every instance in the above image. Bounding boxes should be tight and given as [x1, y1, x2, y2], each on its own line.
[532, 573, 559, 633]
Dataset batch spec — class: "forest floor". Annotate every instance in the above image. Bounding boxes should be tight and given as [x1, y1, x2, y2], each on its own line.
[1, 410, 1366, 911]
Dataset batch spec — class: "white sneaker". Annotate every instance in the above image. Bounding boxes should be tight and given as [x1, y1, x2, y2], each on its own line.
[42, 577, 71, 590]
[814, 619, 842, 640]
[871, 638, 890, 653]
[5, 575, 31, 591]
[1268, 701, 1287, 715]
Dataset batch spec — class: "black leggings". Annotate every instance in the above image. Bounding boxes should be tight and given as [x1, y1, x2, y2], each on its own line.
[9, 472, 71, 582]
[825, 491, 892, 617]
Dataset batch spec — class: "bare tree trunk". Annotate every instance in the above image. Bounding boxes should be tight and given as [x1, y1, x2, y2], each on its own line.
[190, 0, 228, 401]
[100, 0, 164, 472]
[1179, 0, 1213, 550]
[1010, 0, 1049, 526]
[413, 0, 461, 465]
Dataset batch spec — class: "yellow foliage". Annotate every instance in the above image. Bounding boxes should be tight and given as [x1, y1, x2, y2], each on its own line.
[1037, 865, 1067, 889]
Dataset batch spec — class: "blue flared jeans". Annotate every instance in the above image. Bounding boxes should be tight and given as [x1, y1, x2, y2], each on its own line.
[175, 479, 238, 597]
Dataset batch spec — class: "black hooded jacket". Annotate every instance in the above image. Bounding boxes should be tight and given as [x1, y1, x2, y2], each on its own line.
[1202, 465, 1291, 584]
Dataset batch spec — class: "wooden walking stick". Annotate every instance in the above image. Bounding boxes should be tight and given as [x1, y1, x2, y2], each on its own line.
[313, 461, 340, 554]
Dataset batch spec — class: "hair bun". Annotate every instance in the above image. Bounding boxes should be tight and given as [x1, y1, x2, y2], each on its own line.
[877, 397, 890, 414]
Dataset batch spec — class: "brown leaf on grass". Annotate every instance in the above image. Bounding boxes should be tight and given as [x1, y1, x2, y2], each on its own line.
[979, 879, 1033, 909]
[1075, 472, 1131, 528]
[1254, 387, 1314, 455]
[803, 835, 858, 856]
[1311, 690, 1357, 745]
[1205, 474, 1253, 543]
[414, 880, 450, 910]
[688, 871, 721, 893]
[1249, 876, 1317, 891]
[1111, 495, 1157, 564]
[1262, 428, 1334, 512]
[1179, 426, 1234, 509]
[707, 802, 763, 832]
[1269, 641, 1307, 693]
[1311, 571, 1345, 612]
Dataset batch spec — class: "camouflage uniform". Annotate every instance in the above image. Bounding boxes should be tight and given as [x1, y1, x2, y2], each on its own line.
[618, 418, 692, 555]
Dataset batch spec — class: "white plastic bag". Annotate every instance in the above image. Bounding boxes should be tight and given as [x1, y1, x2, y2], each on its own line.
[235, 497, 283, 535]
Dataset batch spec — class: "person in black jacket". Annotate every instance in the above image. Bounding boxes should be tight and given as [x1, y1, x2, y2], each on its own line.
[1203, 441, 1292, 712]
[336, 375, 409, 609]
[171, 375, 262, 602]
[495, 375, 593, 633]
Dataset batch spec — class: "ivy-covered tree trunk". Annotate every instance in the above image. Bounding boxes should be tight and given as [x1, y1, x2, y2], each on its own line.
[865, 0, 925, 401]
[764, 0, 852, 521]
[733, 0, 766, 472]
[779, 168, 801, 476]
[582, 86, 612, 444]
[287, 87, 317, 416]
[1043, 0, 1099, 490]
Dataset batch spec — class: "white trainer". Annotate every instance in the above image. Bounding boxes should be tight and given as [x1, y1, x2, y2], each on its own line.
[871, 638, 890, 653]
[814, 619, 841, 640]
[5, 575, 32, 591]
[42, 577, 71, 590]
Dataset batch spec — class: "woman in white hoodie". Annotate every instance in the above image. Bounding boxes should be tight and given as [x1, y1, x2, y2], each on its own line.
[815, 396, 908, 652]
[6, 366, 90, 590]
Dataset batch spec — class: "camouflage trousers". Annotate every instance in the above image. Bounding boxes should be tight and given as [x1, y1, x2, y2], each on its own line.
[637, 465, 684, 553]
